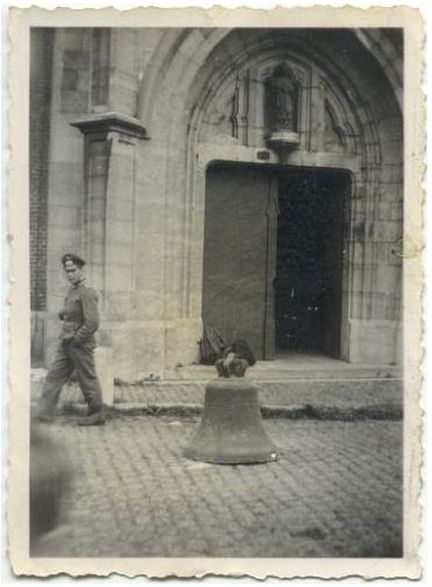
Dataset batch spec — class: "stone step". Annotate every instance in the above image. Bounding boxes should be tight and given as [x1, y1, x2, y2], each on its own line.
[113, 378, 403, 408]
[110, 401, 403, 421]
[31, 368, 403, 412]
[161, 363, 402, 382]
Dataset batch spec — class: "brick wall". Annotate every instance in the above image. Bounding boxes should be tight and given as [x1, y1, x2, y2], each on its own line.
[30, 28, 54, 311]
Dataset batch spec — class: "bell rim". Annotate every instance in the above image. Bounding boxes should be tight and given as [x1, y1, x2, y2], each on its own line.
[183, 449, 279, 465]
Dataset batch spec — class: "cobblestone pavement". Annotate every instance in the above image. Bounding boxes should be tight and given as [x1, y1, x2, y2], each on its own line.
[32, 416, 402, 558]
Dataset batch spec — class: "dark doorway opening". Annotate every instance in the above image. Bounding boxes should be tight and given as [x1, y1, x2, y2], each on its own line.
[275, 169, 349, 358]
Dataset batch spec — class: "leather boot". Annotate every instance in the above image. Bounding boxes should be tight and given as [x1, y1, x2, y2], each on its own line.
[34, 405, 57, 423]
[78, 407, 106, 426]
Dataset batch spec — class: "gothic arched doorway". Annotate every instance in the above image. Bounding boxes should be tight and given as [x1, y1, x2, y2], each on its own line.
[134, 27, 402, 367]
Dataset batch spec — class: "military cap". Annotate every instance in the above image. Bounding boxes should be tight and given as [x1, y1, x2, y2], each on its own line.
[61, 253, 86, 268]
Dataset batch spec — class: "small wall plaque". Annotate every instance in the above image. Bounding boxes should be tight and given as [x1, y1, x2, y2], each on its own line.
[257, 150, 270, 160]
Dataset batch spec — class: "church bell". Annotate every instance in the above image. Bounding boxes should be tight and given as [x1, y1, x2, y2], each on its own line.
[183, 377, 278, 465]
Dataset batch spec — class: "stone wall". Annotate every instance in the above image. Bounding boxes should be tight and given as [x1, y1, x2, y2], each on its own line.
[33, 27, 403, 375]
[44, 29, 91, 362]
[30, 29, 54, 363]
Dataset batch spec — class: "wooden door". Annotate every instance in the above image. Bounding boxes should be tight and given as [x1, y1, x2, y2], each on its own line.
[202, 164, 276, 360]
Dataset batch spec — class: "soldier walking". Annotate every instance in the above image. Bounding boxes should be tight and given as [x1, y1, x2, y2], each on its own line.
[36, 254, 105, 426]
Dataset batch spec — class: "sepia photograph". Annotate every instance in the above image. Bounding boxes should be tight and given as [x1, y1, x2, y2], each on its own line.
[6, 5, 424, 579]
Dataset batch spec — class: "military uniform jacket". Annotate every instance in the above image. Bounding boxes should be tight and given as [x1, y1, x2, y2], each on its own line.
[59, 281, 99, 347]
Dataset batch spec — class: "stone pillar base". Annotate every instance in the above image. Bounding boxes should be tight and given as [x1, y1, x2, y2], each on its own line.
[348, 319, 401, 365]
[95, 346, 115, 406]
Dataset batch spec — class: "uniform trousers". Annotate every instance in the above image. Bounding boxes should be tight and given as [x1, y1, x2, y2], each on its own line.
[38, 340, 103, 416]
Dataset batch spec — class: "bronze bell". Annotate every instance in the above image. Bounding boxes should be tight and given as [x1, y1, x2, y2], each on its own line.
[183, 356, 278, 464]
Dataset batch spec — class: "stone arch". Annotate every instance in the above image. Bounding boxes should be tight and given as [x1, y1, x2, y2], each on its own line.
[137, 28, 402, 365]
[137, 28, 402, 126]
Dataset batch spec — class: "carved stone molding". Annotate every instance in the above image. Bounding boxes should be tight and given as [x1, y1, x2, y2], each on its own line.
[266, 130, 301, 149]
[71, 111, 149, 140]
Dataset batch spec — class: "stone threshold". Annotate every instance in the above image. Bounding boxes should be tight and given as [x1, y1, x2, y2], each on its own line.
[122, 375, 403, 385]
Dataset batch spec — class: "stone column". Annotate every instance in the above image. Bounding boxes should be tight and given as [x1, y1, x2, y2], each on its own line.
[71, 112, 148, 389]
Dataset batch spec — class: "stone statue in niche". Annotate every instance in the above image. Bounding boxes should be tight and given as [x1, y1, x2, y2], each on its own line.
[265, 64, 298, 134]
